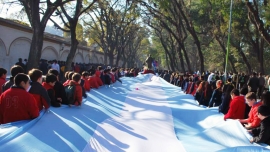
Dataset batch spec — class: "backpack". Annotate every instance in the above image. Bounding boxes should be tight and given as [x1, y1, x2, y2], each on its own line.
[65, 85, 76, 105]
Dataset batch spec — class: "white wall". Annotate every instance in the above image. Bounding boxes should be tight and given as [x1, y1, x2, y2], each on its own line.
[0, 20, 123, 74]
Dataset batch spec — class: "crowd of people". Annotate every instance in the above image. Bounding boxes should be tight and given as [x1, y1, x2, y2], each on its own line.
[159, 70, 270, 145]
[0, 58, 139, 125]
[1, 60, 270, 146]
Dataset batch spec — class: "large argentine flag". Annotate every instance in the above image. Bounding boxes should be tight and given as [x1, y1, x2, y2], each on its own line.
[0, 74, 269, 152]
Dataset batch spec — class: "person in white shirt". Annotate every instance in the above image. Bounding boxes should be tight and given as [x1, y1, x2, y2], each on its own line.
[51, 60, 60, 73]
[207, 72, 215, 84]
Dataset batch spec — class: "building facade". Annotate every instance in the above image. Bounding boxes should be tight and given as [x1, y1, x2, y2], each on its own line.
[0, 18, 122, 74]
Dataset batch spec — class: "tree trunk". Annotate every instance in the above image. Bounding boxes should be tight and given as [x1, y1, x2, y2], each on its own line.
[165, 53, 171, 70]
[177, 46, 185, 72]
[65, 24, 79, 71]
[115, 50, 121, 67]
[215, 37, 237, 73]
[122, 59, 127, 68]
[26, 0, 45, 72]
[246, 2, 270, 45]
[27, 27, 45, 72]
[180, 44, 191, 72]
[103, 52, 107, 65]
[108, 52, 114, 66]
[174, 0, 204, 72]
[259, 38, 265, 74]
[238, 48, 252, 74]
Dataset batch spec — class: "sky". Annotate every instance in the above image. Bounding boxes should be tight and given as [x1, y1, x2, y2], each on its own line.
[0, 2, 63, 36]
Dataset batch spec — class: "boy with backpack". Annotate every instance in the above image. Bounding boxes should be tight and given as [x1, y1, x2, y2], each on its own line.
[28, 69, 51, 111]
[42, 74, 61, 107]
[65, 73, 82, 107]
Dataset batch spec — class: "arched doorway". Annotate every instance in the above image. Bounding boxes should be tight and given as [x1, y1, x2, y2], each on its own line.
[8, 37, 31, 71]
[99, 57, 103, 64]
[60, 50, 69, 61]
[85, 54, 90, 64]
[41, 46, 59, 61]
[74, 52, 84, 63]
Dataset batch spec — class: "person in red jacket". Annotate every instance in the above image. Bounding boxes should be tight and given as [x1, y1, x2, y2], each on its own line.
[82, 71, 90, 92]
[74, 63, 80, 73]
[42, 74, 61, 107]
[0, 68, 7, 95]
[142, 67, 155, 75]
[28, 69, 50, 111]
[224, 89, 246, 120]
[95, 66, 103, 86]
[239, 92, 262, 129]
[68, 73, 82, 106]
[88, 71, 99, 89]
[0, 73, 39, 124]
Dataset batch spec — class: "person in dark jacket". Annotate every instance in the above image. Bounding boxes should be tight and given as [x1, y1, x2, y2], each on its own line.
[39, 60, 48, 75]
[48, 69, 68, 105]
[201, 82, 213, 106]
[209, 80, 223, 107]
[181, 75, 189, 92]
[103, 69, 111, 86]
[163, 71, 170, 82]
[28, 69, 51, 111]
[219, 83, 234, 114]
[15, 58, 26, 72]
[248, 72, 260, 94]
[2, 65, 24, 93]
[249, 105, 270, 145]
[112, 68, 122, 83]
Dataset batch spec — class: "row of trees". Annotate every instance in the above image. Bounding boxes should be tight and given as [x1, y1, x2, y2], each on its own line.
[2, 0, 270, 74]
[2, 0, 148, 71]
[136, 0, 270, 74]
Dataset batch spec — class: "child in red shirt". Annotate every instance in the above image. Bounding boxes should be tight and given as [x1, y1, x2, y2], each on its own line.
[88, 71, 99, 89]
[95, 66, 103, 86]
[0, 73, 39, 124]
[239, 92, 262, 129]
[82, 71, 90, 92]
[0, 68, 7, 95]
